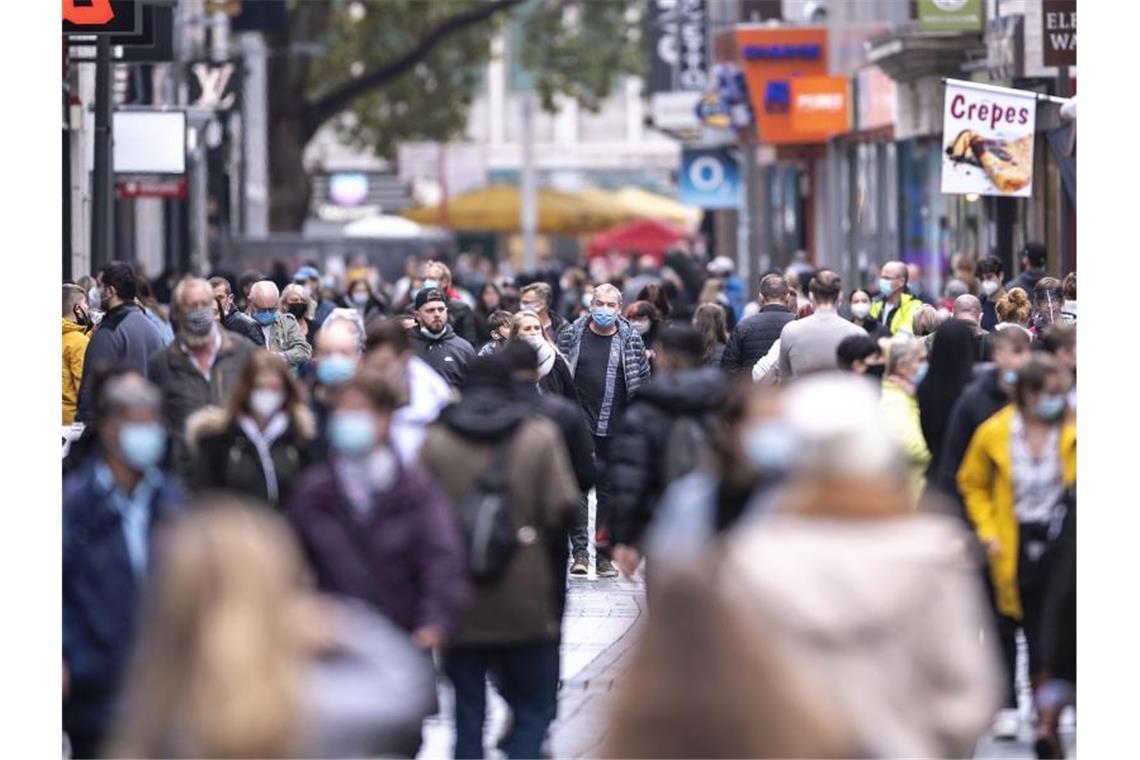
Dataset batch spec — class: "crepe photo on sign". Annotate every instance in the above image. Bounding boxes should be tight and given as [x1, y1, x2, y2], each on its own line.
[941, 79, 1036, 197]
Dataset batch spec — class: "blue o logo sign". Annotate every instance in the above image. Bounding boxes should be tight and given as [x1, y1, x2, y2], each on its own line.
[688, 156, 725, 192]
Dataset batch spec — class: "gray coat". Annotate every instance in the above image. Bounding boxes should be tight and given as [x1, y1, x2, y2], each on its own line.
[74, 304, 167, 424]
[556, 315, 650, 399]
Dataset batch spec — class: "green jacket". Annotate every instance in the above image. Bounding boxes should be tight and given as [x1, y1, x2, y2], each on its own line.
[869, 292, 922, 336]
[269, 313, 312, 369]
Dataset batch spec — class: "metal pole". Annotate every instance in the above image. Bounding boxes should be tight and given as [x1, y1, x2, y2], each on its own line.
[63, 79, 73, 282]
[1056, 66, 1073, 275]
[737, 141, 754, 297]
[91, 35, 115, 271]
[521, 91, 537, 271]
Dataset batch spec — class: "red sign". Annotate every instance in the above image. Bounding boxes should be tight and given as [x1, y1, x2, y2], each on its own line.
[116, 179, 187, 199]
[62, 0, 140, 36]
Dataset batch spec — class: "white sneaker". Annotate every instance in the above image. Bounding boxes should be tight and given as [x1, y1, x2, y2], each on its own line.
[1059, 705, 1076, 733]
[992, 708, 1021, 741]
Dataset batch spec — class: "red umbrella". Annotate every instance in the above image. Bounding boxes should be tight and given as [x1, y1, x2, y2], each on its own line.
[586, 218, 694, 265]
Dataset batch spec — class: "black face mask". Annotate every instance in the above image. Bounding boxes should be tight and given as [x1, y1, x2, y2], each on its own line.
[72, 304, 90, 328]
[287, 303, 308, 321]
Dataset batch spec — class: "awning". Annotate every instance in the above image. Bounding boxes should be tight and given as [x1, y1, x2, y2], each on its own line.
[586, 218, 696, 264]
[401, 184, 627, 235]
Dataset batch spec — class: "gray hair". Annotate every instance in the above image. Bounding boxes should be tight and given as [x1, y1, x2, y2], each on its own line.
[319, 308, 366, 352]
[250, 280, 280, 301]
[953, 294, 983, 319]
[886, 336, 927, 376]
[945, 279, 969, 300]
[592, 283, 622, 305]
[281, 283, 307, 301]
[101, 374, 161, 418]
[171, 277, 213, 312]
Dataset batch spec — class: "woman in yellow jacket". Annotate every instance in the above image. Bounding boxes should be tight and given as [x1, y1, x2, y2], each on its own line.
[62, 284, 92, 425]
[957, 354, 1075, 735]
[879, 336, 931, 503]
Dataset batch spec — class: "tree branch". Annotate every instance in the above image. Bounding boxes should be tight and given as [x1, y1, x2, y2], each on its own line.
[305, 0, 525, 139]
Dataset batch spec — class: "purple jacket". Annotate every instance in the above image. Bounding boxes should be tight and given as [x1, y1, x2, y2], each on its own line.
[286, 460, 470, 636]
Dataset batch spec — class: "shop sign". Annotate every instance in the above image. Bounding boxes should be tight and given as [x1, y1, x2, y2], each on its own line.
[917, 0, 984, 33]
[648, 0, 707, 130]
[941, 79, 1036, 197]
[856, 66, 897, 131]
[1042, 0, 1076, 67]
[735, 26, 830, 145]
[678, 147, 740, 209]
[63, 0, 141, 36]
[790, 77, 849, 137]
[116, 178, 187, 199]
[985, 15, 1024, 81]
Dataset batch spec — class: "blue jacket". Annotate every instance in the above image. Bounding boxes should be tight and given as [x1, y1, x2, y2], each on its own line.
[556, 315, 650, 401]
[63, 459, 185, 742]
[75, 304, 166, 424]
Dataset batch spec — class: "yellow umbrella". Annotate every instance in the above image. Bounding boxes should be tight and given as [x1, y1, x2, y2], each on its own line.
[612, 186, 703, 231]
[402, 184, 625, 235]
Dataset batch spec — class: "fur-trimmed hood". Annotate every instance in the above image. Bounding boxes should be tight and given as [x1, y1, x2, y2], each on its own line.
[184, 403, 317, 452]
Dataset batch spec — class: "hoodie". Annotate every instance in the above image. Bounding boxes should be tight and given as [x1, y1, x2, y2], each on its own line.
[409, 324, 476, 388]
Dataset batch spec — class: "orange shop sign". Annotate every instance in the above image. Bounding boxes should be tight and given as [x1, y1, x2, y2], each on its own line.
[735, 26, 837, 145]
[790, 77, 850, 137]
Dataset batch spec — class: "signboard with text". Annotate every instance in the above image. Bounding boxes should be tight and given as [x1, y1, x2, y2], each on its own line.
[917, 0, 984, 32]
[647, 0, 707, 131]
[679, 148, 740, 209]
[941, 79, 1036, 197]
[1043, 0, 1076, 67]
[735, 26, 831, 145]
[62, 0, 141, 36]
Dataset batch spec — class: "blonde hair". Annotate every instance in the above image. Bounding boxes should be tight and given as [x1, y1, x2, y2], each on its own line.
[108, 502, 307, 758]
[910, 305, 943, 337]
[997, 287, 1033, 325]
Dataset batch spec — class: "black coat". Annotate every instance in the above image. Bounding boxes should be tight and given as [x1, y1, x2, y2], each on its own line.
[146, 330, 256, 471]
[187, 406, 319, 507]
[514, 382, 595, 495]
[447, 299, 480, 346]
[223, 307, 265, 347]
[928, 367, 1010, 516]
[720, 305, 794, 374]
[917, 319, 977, 479]
[539, 354, 575, 400]
[607, 366, 727, 546]
[410, 324, 476, 388]
[1004, 268, 1046, 295]
[75, 304, 167, 424]
[1040, 485, 1076, 683]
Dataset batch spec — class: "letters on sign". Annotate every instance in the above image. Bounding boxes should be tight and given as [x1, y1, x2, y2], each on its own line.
[191, 63, 237, 109]
[63, 0, 115, 25]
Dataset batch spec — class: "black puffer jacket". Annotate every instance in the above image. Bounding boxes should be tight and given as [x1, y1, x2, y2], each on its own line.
[447, 299, 480, 346]
[222, 306, 265, 347]
[410, 324, 476, 388]
[186, 405, 319, 507]
[720, 305, 794, 374]
[606, 366, 727, 546]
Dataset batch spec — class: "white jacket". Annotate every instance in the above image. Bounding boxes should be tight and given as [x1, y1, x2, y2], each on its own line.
[720, 512, 1002, 759]
[392, 356, 453, 465]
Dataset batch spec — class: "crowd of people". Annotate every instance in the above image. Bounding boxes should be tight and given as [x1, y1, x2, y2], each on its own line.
[62, 242, 1076, 759]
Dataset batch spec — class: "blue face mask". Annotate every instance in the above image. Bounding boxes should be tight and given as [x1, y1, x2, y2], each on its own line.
[878, 278, 895, 297]
[351, 291, 370, 306]
[744, 423, 798, 474]
[591, 307, 617, 328]
[118, 422, 167, 472]
[1034, 394, 1065, 421]
[1002, 368, 1019, 387]
[329, 410, 377, 457]
[911, 361, 929, 386]
[317, 354, 357, 387]
[422, 279, 440, 291]
[253, 309, 277, 326]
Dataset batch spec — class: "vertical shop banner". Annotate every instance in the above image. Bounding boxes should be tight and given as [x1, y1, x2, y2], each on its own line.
[679, 148, 740, 209]
[917, 0, 984, 32]
[648, 0, 707, 130]
[941, 79, 1036, 197]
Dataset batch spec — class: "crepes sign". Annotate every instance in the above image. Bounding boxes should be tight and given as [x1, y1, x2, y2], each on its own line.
[941, 79, 1036, 197]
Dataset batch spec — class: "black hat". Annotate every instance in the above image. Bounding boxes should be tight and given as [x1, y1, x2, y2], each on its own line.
[414, 287, 447, 310]
[462, 355, 514, 390]
[656, 322, 705, 362]
[1022, 243, 1047, 268]
[500, 340, 539, 372]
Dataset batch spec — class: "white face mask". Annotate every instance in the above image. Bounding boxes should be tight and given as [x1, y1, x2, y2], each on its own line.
[249, 389, 285, 420]
[851, 302, 871, 319]
[982, 280, 1000, 297]
[631, 319, 652, 335]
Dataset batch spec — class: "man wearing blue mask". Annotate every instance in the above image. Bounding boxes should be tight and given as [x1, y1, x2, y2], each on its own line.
[63, 374, 185, 759]
[249, 280, 312, 371]
[556, 283, 650, 578]
[308, 317, 365, 456]
[869, 261, 923, 336]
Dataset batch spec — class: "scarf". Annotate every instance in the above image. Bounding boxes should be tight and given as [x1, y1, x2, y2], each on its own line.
[238, 412, 290, 504]
[529, 337, 557, 379]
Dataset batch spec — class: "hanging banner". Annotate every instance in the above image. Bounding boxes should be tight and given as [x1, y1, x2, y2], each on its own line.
[941, 79, 1036, 197]
[678, 148, 740, 209]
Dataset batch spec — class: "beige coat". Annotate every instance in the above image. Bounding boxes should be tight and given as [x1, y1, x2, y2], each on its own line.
[418, 416, 579, 647]
[720, 511, 1002, 759]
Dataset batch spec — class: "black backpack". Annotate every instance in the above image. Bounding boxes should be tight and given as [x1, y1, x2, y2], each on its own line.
[457, 435, 523, 585]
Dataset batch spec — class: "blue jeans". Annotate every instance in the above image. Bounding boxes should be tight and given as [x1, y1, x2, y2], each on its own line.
[444, 641, 560, 759]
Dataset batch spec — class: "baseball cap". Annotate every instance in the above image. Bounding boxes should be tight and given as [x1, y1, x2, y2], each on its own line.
[293, 266, 320, 282]
[414, 287, 447, 310]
